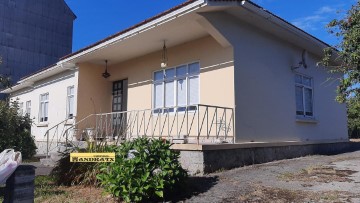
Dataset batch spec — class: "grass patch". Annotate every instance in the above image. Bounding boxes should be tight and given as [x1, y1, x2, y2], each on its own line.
[224, 184, 358, 203]
[22, 157, 41, 163]
[33, 176, 115, 203]
[278, 165, 357, 183]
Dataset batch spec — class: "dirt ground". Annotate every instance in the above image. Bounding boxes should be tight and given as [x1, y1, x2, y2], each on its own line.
[180, 150, 360, 203]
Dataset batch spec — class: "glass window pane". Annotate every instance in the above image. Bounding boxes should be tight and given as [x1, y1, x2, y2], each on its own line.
[154, 83, 163, 108]
[165, 68, 175, 79]
[69, 97, 74, 115]
[44, 102, 48, 117]
[189, 76, 199, 105]
[295, 75, 302, 84]
[165, 81, 174, 107]
[177, 79, 186, 106]
[304, 88, 313, 116]
[154, 71, 164, 81]
[189, 62, 200, 75]
[176, 65, 187, 77]
[295, 86, 304, 115]
[303, 77, 312, 86]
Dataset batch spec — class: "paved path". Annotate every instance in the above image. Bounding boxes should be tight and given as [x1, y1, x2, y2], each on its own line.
[180, 150, 360, 203]
[25, 162, 53, 176]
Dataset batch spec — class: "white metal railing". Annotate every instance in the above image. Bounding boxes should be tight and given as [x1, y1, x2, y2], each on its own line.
[62, 104, 234, 145]
[43, 117, 76, 158]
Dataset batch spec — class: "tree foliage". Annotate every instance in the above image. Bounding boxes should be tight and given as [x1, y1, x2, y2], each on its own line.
[348, 97, 360, 138]
[0, 56, 11, 88]
[322, 1, 360, 103]
[0, 100, 37, 159]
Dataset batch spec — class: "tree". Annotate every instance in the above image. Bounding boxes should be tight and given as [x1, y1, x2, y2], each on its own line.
[0, 56, 11, 88]
[322, 1, 360, 103]
[0, 100, 37, 159]
[348, 97, 360, 138]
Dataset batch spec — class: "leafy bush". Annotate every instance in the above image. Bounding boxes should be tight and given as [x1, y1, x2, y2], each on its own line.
[0, 100, 36, 159]
[97, 138, 188, 202]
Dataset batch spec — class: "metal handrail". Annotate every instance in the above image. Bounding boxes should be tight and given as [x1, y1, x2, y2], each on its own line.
[43, 116, 76, 158]
[60, 104, 235, 145]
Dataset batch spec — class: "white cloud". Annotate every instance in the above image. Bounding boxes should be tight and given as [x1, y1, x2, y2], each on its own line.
[316, 6, 336, 14]
[291, 5, 338, 31]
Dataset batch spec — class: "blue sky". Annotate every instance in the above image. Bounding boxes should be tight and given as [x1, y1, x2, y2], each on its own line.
[65, 0, 355, 52]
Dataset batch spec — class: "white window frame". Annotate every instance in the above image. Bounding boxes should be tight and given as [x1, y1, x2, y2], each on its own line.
[18, 102, 24, 116]
[152, 61, 200, 114]
[66, 86, 75, 119]
[295, 73, 314, 118]
[39, 93, 49, 123]
[25, 100, 31, 116]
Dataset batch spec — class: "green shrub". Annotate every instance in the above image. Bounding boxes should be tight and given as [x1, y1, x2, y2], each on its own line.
[97, 138, 188, 202]
[0, 100, 36, 159]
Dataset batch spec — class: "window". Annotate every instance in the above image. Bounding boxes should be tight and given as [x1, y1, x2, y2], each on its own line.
[67, 86, 75, 118]
[153, 62, 200, 113]
[25, 101, 31, 116]
[39, 93, 49, 122]
[295, 74, 313, 117]
[18, 102, 23, 115]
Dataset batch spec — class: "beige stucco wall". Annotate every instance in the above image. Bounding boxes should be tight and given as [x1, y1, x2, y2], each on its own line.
[76, 36, 234, 122]
[77, 63, 112, 121]
[202, 11, 348, 143]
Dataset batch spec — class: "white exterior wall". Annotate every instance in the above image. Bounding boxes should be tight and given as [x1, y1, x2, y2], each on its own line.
[9, 69, 78, 147]
[202, 12, 348, 143]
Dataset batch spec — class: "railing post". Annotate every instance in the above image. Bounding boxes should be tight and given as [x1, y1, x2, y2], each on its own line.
[206, 106, 209, 139]
[215, 107, 218, 139]
[197, 105, 200, 145]
[232, 108, 235, 144]
[46, 131, 49, 158]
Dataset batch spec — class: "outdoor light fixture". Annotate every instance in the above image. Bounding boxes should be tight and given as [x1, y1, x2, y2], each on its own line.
[102, 60, 111, 78]
[161, 41, 168, 68]
[291, 50, 308, 71]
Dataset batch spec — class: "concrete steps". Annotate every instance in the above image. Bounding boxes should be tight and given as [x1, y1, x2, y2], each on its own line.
[39, 141, 88, 167]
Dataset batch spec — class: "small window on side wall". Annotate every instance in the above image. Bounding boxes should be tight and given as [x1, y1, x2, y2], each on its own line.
[295, 74, 313, 117]
[39, 93, 49, 122]
[67, 86, 75, 119]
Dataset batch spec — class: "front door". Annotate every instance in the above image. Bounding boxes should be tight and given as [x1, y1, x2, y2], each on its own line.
[112, 80, 128, 138]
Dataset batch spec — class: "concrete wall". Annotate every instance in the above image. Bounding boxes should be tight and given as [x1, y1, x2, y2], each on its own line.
[76, 36, 234, 120]
[178, 142, 360, 175]
[201, 11, 348, 143]
[9, 69, 78, 154]
[0, 0, 75, 84]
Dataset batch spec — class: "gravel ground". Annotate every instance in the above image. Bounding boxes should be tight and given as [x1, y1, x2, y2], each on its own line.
[180, 150, 360, 203]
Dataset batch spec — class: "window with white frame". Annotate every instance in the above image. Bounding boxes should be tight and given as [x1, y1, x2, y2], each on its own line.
[153, 62, 200, 113]
[295, 74, 314, 117]
[25, 101, 31, 116]
[18, 102, 23, 115]
[66, 86, 75, 118]
[39, 93, 49, 122]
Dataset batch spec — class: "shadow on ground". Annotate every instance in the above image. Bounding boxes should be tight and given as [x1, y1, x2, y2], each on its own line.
[168, 176, 219, 202]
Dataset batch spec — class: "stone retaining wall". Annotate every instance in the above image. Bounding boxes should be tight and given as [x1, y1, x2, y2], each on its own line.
[178, 142, 360, 175]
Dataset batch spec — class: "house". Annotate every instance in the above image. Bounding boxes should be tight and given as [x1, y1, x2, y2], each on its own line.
[1, 0, 349, 174]
[0, 0, 75, 85]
